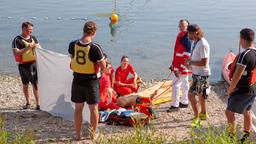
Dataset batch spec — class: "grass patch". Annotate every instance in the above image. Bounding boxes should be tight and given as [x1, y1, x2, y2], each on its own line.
[0, 114, 34, 144]
[1, 111, 256, 144]
[96, 126, 167, 144]
[191, 126, 256, 144]
[95, 124, 256, 144]
[0, 115, 8, 144]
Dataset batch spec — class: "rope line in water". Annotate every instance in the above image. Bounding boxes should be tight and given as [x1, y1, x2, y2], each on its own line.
[0, 16, 88, 21]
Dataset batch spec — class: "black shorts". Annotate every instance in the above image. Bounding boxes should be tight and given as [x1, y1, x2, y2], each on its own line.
[71, 78, 100, 104]
[189, 74, 210, 99]
[227, 93, 256, 114]
[18, 62, 38, 85]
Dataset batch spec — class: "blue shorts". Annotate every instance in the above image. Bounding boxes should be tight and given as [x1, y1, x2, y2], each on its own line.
[227, 93, 256, 114]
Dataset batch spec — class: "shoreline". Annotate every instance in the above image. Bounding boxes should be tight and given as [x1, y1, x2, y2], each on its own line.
[0, 73, 225, 85]
[0, 74, 250, 143]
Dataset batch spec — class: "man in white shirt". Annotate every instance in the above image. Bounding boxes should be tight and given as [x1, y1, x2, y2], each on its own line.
[186, 24, 211, 127]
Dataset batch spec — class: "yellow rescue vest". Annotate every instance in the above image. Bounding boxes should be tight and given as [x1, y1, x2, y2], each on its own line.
[70, 43, 96, 74]
[15, 38, 36, 63]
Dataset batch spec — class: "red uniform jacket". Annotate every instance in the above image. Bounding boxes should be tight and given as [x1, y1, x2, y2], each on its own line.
[171, 31, 192, 75]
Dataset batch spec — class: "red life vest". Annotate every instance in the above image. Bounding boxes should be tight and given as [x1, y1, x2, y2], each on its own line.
[15, 39, 36, 64]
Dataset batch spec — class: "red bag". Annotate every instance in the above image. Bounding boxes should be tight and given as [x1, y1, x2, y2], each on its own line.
[249, 67, 256, 85]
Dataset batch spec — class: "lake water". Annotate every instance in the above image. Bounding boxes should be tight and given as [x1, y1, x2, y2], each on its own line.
[1, 0, 256, 82]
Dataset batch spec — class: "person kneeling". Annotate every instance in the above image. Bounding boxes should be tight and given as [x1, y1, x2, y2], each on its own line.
[114, 56, 142, 96]
[99, 55, 120, 110]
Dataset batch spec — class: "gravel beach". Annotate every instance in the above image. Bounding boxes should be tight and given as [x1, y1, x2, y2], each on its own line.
[0, 74, 251, 143]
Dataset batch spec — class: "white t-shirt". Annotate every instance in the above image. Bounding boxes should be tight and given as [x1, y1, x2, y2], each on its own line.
[191, 38, 211, 76]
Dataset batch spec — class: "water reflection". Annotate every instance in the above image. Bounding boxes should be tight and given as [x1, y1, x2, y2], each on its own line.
[109, 20, 120, 38]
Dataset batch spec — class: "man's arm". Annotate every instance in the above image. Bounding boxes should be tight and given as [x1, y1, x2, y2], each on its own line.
[12, 47, 30, 56]
[98, 59, 106, 74]
[114, 71, 133, 87]
[35, 43, 41, 48]
[189, 43, 209, 67]
[12, 38, 28, 56]
[13, 38, 38, 56]
[133, 72, 138, 83]
[227, 64, 246, 95]
[32, 36, 41, 48]
[189, 58, 208, 67]
[116, 80, 133, 87]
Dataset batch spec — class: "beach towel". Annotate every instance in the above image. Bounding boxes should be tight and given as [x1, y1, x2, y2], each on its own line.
[36, 48, 90, 122]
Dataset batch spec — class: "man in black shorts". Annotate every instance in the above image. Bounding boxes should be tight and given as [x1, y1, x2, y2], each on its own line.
[68, 21, 106, 141]
[226, 28, 256, 143]
[12, 22, 41, 110]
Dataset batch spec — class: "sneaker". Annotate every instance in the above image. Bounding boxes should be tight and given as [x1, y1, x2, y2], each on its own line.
[23, 103, 30, 109]
[35, 105, 40, 110]
[239, 131, 250, 143]
[199, 112, 208, 120]
[191, 117, 200, 128]
[179, 102, 189, 108]
[166, 106, 179, 112]
[228, 132, 235, 140]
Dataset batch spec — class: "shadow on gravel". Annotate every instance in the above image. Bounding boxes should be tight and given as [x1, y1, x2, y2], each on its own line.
[210, 80, 229, 103]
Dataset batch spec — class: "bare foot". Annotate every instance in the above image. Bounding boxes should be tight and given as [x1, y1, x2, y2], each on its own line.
[73, 135, 81, 141]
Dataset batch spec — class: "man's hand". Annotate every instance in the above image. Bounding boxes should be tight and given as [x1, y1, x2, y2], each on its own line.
[35, 43, 42, 48]
[106, 88, 113, 105]
[106, 96, 112, 105]
[185, 58, 191, 66]
[28, 43, 36, 49]
[227, 87, 234, 96]
[174, 71, 180, 78]
[127, 83, 134, 87]
[227, 64, 246, 96]
[169, 65, 174, 71]
[133, 82, 138, 89]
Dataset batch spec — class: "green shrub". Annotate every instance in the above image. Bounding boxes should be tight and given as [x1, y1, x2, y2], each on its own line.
[0, 114, 34, 144]
[191, 126, 256, 144]
[11, 129, 34, 144]
[0, 115, 8, 144]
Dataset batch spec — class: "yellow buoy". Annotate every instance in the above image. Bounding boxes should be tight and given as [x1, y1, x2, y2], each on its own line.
[111, 13, 119, 24]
